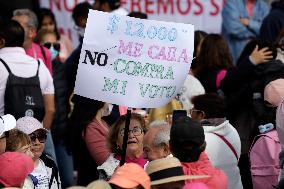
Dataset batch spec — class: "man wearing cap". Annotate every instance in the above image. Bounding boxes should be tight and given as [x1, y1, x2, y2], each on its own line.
[0, 114, 16, 154]
[170, 116, 228, 189]
[16, 116, 61, 189]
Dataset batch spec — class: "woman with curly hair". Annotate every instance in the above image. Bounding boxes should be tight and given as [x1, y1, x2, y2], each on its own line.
[98, 113, 148, 180]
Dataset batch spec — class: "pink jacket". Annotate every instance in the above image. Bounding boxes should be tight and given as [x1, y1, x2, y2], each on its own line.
[83, 118, 110, 165]
[182, 152, 228, 189]
[25, 42, 52, 74]
[183, 183, 209, 189]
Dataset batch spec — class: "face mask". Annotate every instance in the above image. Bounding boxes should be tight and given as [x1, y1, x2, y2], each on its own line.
[49, 46, 59, 61]
[102, 103, 113, 117]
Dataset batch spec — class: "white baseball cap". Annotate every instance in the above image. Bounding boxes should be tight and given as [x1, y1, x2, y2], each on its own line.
[16, 116, 47, 135]
[0, 114, 17, 136]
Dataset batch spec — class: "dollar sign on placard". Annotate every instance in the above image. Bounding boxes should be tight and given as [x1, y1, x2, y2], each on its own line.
[107, 15, 120, 34]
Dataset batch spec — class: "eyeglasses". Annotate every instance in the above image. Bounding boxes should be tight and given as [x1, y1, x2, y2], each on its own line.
[43, 42, 60, 51]
[0, 131, 9, 140]
[29, 131, 47, 143]
[119, 127, 143, 137]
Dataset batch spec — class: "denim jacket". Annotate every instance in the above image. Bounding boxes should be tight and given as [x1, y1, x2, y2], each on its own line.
[222, 0, 269, 64]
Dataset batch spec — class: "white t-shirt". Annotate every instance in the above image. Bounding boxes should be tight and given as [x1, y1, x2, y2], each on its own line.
[0, 47, 54, 115]
[22, 177, 35, 189]
[31, 159, 50, 189]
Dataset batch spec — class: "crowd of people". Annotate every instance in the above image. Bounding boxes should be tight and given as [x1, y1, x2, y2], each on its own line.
[0, 0, 284, 189]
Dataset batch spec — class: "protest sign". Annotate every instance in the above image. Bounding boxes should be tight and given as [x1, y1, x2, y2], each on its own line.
[74, 10, 194, 108]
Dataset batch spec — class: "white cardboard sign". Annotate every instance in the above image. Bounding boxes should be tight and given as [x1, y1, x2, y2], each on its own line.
[75, 10, 194, 108]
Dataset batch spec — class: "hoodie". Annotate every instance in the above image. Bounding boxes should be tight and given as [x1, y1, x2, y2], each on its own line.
[203, 120, 243, 189]
[182, 152, 228, 189]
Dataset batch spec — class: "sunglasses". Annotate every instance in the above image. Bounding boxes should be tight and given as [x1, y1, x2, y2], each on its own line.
[43, 42, 60, 51]
[29, 130, 47, 143]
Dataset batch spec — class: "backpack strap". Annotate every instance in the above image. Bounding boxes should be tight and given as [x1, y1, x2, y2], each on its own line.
[216, 69, 227, 89]
[40, 154, 60, 189]
[48, 166, 56, 189]
[36, 60, 40, 76]
[213, 132, 238, 161]
[0, 58, 12, 74]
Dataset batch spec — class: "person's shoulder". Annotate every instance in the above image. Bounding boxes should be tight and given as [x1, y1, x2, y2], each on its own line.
[19, 53, 43, 69]
[38, 59, 50, 72]
[87, 119, 103, 129]
[185, 75, 205, 93]
[212, 163, 227, 175]
[37, 59, 53, 78]
[209, 167, 228, 187]
[33, 42, 51, 58]
[223, 0, 238, 7]
[258, 0, 270, 6]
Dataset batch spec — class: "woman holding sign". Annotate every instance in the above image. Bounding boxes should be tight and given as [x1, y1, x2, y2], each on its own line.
[97, 113, 148, 180]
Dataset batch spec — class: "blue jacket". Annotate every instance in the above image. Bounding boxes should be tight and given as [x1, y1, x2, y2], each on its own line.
[222, 0, 269, 64]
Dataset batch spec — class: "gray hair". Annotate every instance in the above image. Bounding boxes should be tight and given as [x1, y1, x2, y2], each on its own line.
[148, 121, 170, 147]
[13, 9, 38, 28]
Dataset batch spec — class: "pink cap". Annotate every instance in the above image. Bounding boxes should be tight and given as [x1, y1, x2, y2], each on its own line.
[264, 79, 284, 107]
[109, 163, 150, 189]
[16, 117, 47, 135]
[0, 152, 34, 187]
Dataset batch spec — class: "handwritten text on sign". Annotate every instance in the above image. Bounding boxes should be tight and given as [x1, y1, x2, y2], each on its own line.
[75, 10, 194, 108]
